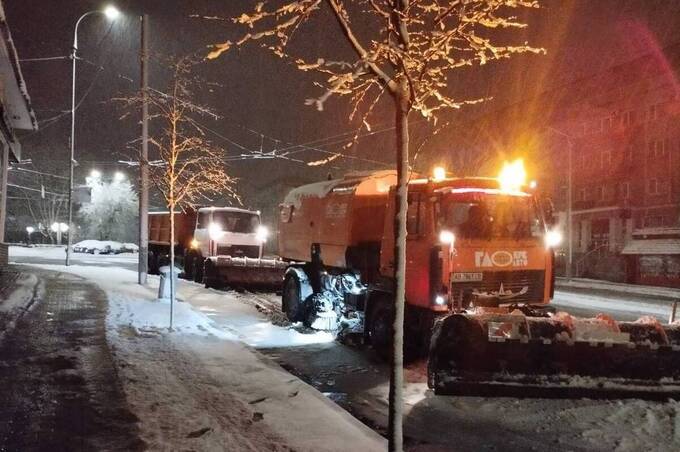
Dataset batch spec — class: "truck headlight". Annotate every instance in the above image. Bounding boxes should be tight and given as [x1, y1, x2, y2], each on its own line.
[439, 230, 455, 245]
[208, 222, 223, 241]
[256, 225, 269, 243]
[434, 295, 447, 306]
[545, 229, 563, 248]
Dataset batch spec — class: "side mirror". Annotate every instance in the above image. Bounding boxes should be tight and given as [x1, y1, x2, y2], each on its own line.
[543, 198, 557, 227]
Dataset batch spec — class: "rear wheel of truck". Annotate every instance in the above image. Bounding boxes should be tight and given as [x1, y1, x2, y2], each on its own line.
[204, 259, 221, 289]
[193, 257, 204, 284]
[282, 274, 304, 323]
[368, 300, 393, 360]
[183, 252, 194, 280]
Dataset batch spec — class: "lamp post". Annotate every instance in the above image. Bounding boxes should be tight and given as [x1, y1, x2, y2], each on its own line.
[548, 127, 574, 281]
[26, 226, 34, 245]
[66, 5, 120, 266]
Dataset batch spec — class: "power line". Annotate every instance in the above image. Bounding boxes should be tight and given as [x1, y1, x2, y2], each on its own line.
[7, 183, 67, 197]
[8, 167, 69, 180]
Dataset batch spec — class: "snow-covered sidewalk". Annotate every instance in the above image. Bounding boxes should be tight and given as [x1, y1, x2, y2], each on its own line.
[27, 263, 386, 451]
[557, 277, 680, 300]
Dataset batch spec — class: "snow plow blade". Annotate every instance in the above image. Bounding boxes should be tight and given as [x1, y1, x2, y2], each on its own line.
[428, 313, 680, 399]
[205, 256, 286, 289]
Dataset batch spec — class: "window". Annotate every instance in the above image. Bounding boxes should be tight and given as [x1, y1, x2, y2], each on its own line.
[407, 195, 421, 235]
[625, 145, 634, 163]
[591, 219, 610, 249]
[579, 187, 589, 201]
[620, 182, 630, 199]
[645, 104, 659, 122]
[622, 110, 635, 127]
[644, 216, 666, 228]
[648, 139, 667, 158]
[597, 185, 606, 201]
[647, 178, 659, 194]
[601, 150, 611, 168]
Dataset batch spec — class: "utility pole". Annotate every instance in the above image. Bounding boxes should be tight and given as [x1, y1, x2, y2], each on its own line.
[548, 126, 574, 281]
[566, 139, 573, 281]
[138, 14, 149, 285]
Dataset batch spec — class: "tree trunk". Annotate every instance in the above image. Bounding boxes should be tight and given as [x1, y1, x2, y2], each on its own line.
[169, 202, 175, 329]
[388, 83, 410, 452]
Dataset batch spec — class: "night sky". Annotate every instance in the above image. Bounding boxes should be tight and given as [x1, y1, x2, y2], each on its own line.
[4, 0, 680, 213]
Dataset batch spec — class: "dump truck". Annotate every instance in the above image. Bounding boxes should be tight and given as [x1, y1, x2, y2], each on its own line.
[148, 207, 284, 288]
[277, 166, 680, 396]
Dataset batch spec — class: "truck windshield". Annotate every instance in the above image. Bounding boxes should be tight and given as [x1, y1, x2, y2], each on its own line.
[439, 192, 543, 240]
[199, 211, 260, 233]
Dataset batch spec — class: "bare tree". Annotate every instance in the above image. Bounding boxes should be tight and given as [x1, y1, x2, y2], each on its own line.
[119, 57, 237, 327]
[206, 2, 543, 449]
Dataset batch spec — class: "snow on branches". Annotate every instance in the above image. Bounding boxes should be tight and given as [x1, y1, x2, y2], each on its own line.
[206, 0, 544, 124]
[117, 57, 238, 212]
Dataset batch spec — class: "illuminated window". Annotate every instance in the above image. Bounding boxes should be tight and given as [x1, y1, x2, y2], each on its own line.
[620, 182, 630, 199]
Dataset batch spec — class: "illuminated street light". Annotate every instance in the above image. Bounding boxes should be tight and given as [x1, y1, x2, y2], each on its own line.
[26, 226, 35, 234]
[103, 5, 121, 20]
[90, 169, 102, 179]
[114, 171, 126, 182]
[67, 5, 121, 266]
[432, 166, 446, 182]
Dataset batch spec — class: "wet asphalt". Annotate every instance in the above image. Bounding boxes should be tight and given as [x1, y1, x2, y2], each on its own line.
[0, 268, 144, 452]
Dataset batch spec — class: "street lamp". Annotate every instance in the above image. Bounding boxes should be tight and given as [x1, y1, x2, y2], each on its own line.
[26, 226, 35, 245]
[66, 5, 120, 266]
[114, 171, 126, 182]
[90, 169, 102, 179]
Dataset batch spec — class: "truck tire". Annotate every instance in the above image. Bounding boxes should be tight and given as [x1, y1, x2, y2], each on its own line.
[183, 252, 194, 280]
[368, 296, 421, 362]
[282, 274, 304, 322]
[204, 259, 221, 289]
[193, 257, 204, 284]
[368, 300, 393, 360]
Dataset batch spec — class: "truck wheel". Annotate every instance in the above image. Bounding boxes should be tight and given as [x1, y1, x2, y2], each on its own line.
[193, 257, 204, 284]
[183, 253, 194, 280]
[368, 301, 393, 360]
[283, 274, 304, 322]
[204, 259, 221, 289]
[368, 298, 420, 362]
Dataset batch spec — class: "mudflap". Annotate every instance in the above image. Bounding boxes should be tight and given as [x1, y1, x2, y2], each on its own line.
[428, 314, 680, 399]
[209, 256, 286, 289]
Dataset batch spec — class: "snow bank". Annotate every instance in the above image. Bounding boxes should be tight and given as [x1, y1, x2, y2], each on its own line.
[26, 263, 385, 451]
[0, 273, 43, 343]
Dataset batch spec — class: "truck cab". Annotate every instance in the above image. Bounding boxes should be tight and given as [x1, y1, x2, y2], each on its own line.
[380, 177, 555, 316]
[192, 207, 266, 259]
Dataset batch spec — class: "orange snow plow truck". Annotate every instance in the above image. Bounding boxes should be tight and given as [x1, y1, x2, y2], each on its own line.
[278, 166, 680, 396]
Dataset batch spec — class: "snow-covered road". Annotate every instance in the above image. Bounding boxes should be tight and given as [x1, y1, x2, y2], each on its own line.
[553, 290, 675, 322]
[10, 246, 680, 451]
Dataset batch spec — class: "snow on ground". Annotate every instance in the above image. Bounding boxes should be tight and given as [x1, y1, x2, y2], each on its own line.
[0, 273, 43, 343]
[557, 277, 680, 299]
[553, 290, 674, 321]
[25, 262, 385, 451]
[10, 245, 137, 261]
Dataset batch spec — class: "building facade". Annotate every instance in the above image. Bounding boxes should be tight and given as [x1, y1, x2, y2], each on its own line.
[547, 43, 680, 285]
[0, 1, 37, 265]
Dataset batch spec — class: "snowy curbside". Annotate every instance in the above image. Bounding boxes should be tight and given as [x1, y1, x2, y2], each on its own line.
[556, 277, 680, 301]
[24, 263, 386, 451]
[0, 272, 42, 344]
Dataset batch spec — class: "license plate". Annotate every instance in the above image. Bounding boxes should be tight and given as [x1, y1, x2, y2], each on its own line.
[452, 272, 483, 282]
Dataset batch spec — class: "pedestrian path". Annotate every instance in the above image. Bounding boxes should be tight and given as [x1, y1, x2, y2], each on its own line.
[0, 268, 144, 451]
